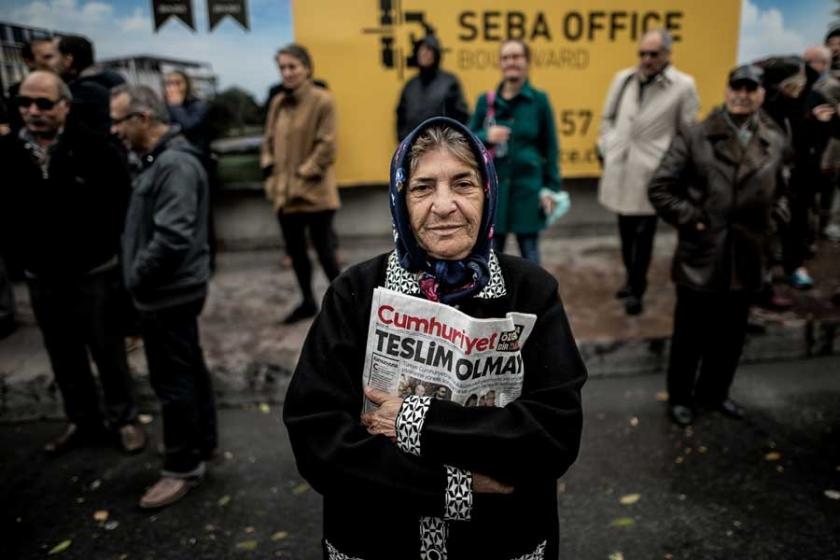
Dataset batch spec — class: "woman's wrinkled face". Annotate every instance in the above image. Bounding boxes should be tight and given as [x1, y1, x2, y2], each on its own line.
[407, 148, 484, 261]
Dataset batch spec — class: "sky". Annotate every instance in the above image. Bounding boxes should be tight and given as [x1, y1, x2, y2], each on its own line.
[4, 0, 840, 99]
[739, 0, 839, 62]
[4, 0, 294, 102]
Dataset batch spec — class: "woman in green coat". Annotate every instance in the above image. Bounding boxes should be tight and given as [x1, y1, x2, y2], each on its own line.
[469, 39, 563, 264]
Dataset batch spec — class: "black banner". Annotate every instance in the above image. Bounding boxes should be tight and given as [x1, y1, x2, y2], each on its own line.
[151, 0, 195, 31]
[208, 0, 249, 31]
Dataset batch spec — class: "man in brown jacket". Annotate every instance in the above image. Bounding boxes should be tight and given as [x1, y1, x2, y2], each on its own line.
[649, 65, 788, 426]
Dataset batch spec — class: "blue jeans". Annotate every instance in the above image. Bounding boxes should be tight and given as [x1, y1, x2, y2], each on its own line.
[493, 233, 540, 264]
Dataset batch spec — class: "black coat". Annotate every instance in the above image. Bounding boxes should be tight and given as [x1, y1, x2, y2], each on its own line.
[396, 69, 470, 141]
[648, 109, 788, 293]
[283, 253, 586, 560]
[0, 127, 130, 278]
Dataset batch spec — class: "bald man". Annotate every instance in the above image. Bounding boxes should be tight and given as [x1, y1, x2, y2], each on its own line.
[0, 71, 144, 455]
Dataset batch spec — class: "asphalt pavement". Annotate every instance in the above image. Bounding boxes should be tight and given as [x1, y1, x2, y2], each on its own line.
[2, 355, 839, 560]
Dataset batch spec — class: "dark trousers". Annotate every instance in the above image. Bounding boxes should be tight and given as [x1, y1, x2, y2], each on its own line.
[667, 286, 751, 407]
[782, 173, 818, 273]
[27, 268, 137, 430]
[493, 233, 540, 264]
[617, 214, 658, 298]
[0, 254, 14, 326]
[278, 210, 341, 304]
[140, 297, 217, 474]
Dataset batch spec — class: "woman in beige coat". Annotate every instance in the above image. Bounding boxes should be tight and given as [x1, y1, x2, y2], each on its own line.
[261, 44, 341, 324]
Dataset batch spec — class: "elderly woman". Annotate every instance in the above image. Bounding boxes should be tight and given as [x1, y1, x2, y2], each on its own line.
[283, 117, 586, 560]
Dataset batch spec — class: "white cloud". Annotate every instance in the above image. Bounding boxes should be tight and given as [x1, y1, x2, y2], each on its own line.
[738, 0, 808, 63]
[119, 8, 147, 32]
[6, 0, 288, 101]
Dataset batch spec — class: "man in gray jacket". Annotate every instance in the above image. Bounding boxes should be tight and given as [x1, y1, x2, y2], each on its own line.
[110, 84, 217, 509]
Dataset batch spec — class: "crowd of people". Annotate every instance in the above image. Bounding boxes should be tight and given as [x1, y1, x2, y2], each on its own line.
[0, 20, 839, 559]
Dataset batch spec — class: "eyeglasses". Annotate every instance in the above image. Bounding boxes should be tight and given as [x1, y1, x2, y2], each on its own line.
[638, 50, 662, 59]
[16, 95, 61, 110]
[111, 112, 145, 125]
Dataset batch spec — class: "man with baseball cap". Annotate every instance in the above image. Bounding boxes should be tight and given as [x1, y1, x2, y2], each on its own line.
[648, 65, 789, 426]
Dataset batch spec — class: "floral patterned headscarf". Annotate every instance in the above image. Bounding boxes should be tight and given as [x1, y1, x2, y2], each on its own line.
[389, 117, 498, 304]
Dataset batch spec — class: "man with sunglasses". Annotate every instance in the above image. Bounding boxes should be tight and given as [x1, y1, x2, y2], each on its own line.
[649, 65, 789, 427]
[597, 29, 699, 316]
[0, 71, 144, 453]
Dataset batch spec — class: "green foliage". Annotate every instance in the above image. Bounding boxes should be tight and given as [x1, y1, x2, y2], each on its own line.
[207, 87, 262, 138]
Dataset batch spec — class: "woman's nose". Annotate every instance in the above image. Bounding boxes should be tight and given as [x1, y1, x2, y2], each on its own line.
[430, 184, 457, 214]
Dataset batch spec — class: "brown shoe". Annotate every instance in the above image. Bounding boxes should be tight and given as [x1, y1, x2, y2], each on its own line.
[139, 477, 197, 509]
[44, 423, 105, 455]
[119, 423, 148, 454]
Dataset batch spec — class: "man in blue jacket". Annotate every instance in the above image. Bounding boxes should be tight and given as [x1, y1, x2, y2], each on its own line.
[110, 84, 217, 509]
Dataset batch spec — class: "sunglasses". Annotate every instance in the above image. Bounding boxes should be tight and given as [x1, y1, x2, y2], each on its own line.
[729, 81, 759, 93]
[638, 50, 661, 59]
[111, 112, 145, 125]
[16, 95, 61, 110]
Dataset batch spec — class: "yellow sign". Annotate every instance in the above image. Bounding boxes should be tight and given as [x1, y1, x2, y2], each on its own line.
[293, 1, 741, 184]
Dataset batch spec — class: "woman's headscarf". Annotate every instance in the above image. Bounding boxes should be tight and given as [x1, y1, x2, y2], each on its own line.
[389, 117, 497, 304]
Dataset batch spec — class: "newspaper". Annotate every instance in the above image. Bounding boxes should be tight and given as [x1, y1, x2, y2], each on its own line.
[362, 287, 537, 412]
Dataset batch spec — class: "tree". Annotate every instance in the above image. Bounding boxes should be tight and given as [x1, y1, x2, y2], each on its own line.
[207, 87, 262, 138]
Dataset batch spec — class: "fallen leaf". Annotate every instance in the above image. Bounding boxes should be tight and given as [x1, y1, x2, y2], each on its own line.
[698, 446, 708, 454]
[89, 480, 101, 491]
[620, 494, 640, 505]
[765, 451, 782, 462]
[629, 417, 639, 427]
[675, 456, 684, 464]
[610, 517, 635, 528]
[48, 540, 72, 555]
[825, 489, 840, 500]
[224, 451, 234, 461]
[205, 524, 216, 532]
[655, 391, 668, 402]
[75, 497, 85, 504]
[218, 495, 231, 506]
[733, 520, 742, 528]
[236, 540, 258, 551]
[609, 552, 625, 560]
[776, 465, 784, 473]
[259, 403, 271, 414]
[104, 520, 119, 531]
[138, 414, 153, 425]
[271, 531, 289, 542]
[291, 483, 310, 495]
[244, 527, 255, 534]
[93, 510, 109, 522]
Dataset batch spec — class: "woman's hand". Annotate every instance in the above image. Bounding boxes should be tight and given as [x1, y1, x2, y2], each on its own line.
[487, 125, 511, 145]
[540, 193, 556, 217]
[473, 472, 514, 494]
[361, 387, 403, 441]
